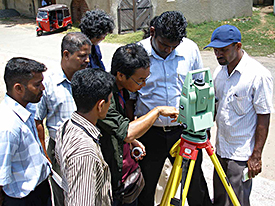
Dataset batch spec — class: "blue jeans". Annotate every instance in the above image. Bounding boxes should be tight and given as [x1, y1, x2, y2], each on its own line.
[112, 198, 138, 206]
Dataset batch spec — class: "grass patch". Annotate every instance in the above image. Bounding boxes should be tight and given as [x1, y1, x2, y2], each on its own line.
[64, 25, 143, 45]
[183, 10, 275, 56]
[66, 10, 275, 56]
[104, 31, 144, 44]
[67, 22, 81, 33]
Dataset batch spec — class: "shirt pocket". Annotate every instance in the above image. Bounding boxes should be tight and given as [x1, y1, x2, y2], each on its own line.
[230, 95, 250, 116]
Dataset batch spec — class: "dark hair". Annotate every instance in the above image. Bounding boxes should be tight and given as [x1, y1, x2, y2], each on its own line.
[154, 11, 187, 42]
[143, 16, 158, 39]
[111, 43, 150, 79]
[4, 57, 47, 92]
[61, 32, 92, 57]
[79, 10, 115, 39]
[71, 68, 115, 113]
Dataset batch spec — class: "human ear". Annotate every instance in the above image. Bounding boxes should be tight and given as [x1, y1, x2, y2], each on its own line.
[116, 71, 125, 81]
[236, 42, 242, 50]
[63, 50, 70, 60]
[97, 99, 105, 113]
[150, 26, 155, 37]
[14, 83, 24, 95]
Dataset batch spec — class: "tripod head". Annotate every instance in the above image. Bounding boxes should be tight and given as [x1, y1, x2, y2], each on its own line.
[178, 68, 215, 142]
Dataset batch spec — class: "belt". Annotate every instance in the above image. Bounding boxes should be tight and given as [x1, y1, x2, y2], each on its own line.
[153, 125, 182, 132]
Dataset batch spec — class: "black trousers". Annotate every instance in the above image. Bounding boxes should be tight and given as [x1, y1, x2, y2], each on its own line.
[48, 138, 64, 206]
[137, 126, 212, 206]
[2, 179, 52, 206]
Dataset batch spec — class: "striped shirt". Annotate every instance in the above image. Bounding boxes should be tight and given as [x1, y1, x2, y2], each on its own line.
[35, 67, 76, 140]
[55, 112, 112, 206]
[214, 51, 273, 161]
[0, 95, 51, 198]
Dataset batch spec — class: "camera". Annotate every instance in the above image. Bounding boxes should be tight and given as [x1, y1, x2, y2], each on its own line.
[132, 147, 143, 159]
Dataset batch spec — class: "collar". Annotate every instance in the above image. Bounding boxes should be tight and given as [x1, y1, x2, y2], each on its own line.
[113, 82, 120, 93]
[222, 50, 247, 76]
[143, 37, 185, 60]
[233, 50, 248, 74]
[5, 94, 32, 123]
[47, 66, 71, 85]
[113, 83, 129, 100]
[71, 111, 101, 141]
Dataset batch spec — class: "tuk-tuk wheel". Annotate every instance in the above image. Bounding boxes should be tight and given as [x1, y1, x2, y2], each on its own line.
[37, 30, 43, 36]
[67, 24, 72, 30]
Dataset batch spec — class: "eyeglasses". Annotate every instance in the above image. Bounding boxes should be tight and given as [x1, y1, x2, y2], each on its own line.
[130, 73, 151, 86]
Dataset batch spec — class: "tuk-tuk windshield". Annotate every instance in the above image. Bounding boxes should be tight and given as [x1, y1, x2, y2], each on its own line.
[37, 11, 48, 19]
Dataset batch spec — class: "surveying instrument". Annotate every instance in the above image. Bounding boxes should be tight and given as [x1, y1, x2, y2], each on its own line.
[160, 68, 241, 206]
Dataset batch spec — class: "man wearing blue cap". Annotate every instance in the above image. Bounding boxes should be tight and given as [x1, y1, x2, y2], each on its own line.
[205, 25, 273, 206]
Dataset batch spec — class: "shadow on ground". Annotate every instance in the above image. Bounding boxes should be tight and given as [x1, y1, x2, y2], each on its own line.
[0, 9, 36, 26]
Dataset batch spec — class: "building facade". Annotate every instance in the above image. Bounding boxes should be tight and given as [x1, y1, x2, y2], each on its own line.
[1, 0, 253, 32]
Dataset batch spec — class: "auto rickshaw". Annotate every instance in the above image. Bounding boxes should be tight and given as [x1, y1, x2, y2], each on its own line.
[36, 4, 73, 36]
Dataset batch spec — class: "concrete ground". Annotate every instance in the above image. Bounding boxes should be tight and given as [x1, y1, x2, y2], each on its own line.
[0, 16, 274, 205]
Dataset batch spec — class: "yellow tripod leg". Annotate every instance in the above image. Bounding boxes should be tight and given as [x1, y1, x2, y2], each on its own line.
[160, 142, 183, 206]
[180, 159, 195, 206]
[209, 153, 241, 206]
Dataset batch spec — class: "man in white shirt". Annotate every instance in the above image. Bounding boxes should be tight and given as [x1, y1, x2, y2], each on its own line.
[134, 11, 212, 206]
[205, 25, 273, 206]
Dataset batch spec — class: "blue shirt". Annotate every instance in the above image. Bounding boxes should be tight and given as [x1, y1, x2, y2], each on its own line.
[134, 37, 203, 126]
[42, 0, 47, 6]
[35, 67, 76, 139]
[87, 45, 105, 70]
[0, 95, 51, 198]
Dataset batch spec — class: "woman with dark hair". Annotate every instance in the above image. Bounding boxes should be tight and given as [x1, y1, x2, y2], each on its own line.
[79, 9, 115, 70]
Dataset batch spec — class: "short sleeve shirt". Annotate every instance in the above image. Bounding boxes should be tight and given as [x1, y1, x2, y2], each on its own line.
[214, 51, 273, 161]
[35, 67, 76, 139]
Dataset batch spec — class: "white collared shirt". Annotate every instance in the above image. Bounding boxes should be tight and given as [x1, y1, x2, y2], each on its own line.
[214, 50, 273, 161]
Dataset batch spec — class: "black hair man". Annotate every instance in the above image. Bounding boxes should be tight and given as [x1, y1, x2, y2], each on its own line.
[205, 25, 273, 206]
[97, 43, 179, 206]
[0, 57, 51, 206]
[55, 68, 115, 205]
[133, 11, 212, 206]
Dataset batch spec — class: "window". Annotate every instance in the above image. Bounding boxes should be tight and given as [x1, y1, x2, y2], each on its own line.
[64, 9, 70, 17]
[37, 11, 48, 19]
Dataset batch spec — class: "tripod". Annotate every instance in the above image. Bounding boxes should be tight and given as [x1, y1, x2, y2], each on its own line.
[161, 68, 241, 206]
[160, 132, 241, 206]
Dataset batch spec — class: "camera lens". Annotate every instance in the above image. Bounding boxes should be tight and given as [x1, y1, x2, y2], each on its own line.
[132, 147, 143, 159]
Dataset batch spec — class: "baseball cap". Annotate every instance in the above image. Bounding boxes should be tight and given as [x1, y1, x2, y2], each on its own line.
[204, 25, 241, 49]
